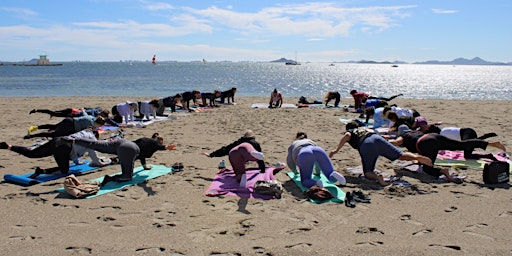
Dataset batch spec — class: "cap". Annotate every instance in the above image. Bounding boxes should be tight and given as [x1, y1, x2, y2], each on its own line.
[398, 124, 411, 136]
[414, 116, 428, 128]
[242, 129, 255, 139]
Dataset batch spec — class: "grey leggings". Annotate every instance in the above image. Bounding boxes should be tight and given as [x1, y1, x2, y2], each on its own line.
[74, 138, 140, 182]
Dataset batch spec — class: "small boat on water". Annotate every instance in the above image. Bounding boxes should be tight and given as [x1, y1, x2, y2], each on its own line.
[391, 64, 399, 67]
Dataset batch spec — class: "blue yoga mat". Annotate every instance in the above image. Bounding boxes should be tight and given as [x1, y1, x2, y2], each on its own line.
[3, 161, 98, 186]
[287, 171, 345, 204]
[55, 165, 173, 198]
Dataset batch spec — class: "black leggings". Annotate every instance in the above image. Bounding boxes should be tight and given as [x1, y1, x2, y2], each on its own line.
[35, 108, 81, 117]
[31, 118, 75, 138]
[417, 133, 489, 177]
[10, 138, 73, 174]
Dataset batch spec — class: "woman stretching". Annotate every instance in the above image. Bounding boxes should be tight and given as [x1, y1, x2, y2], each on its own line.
[287, 132, 346, 188]
[329, 121, 433, 186]
[68, 133, 176, 186]
[389, 125, 506, 183]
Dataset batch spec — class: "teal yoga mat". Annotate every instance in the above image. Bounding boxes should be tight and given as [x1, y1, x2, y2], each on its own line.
[56, 165, 173, 198]
[287, 171, 345, 204]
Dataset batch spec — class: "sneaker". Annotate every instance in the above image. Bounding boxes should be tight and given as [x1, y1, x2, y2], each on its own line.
[250, 151, 265, 161]
[345, 192, 356, 208]
[28, 126, 38, 134]
[353, 190, 371, 203]
[330, 171, 347, 186]
[218, 160, 226, 169]
[0, 142, 8, 149]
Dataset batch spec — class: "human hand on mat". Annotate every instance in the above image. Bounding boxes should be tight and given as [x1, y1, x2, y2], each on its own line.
[201, 152, 210, 157]
[165, 144, 177, 151]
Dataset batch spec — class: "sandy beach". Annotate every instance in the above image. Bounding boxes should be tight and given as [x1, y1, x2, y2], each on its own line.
[0, 96, 511, 255]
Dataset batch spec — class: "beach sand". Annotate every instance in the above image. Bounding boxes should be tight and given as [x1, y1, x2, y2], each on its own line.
[0, 96, 511, 255]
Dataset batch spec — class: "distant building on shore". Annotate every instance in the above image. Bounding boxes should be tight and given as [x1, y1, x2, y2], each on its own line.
[12, 55, 63, 66]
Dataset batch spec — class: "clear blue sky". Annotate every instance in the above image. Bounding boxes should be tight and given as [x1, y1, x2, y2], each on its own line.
[1, 0, 511, 62]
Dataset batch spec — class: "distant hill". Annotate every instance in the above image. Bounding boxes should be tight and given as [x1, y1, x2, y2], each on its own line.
[414, 57, 510, 65]
[270, 57, 511, 66]
[271, 58, 295, 63]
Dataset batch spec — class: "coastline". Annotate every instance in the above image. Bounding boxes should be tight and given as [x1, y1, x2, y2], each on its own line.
[0, 96, 511, 255]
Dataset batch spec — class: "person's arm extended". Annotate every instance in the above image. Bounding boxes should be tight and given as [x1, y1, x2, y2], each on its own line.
[329, 133, 351, 157]
[388, 136, 403, 146]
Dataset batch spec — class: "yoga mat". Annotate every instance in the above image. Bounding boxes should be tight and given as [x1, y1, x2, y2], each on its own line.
[56, 165, 173, 198]
[286, 171, 345, 204]
[205, 166, 286, 199]
[4, 161, 98, 186]
[251, 103, 298, 109]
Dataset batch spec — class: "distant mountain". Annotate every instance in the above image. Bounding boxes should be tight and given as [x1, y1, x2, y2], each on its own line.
[414, 57, 510, 65]
[271, 58, 295, 63]
[271, 57, 511, 66]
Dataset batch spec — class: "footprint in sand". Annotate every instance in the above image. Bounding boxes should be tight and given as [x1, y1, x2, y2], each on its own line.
[429, 244, 461, 251]
[52, 203, 79, 208]
[96, 216, 116, 222]
[356, 227, 384, 234]
[463, 223, 494, 240]
[444, 206, 457, 212]
[355, 241, 384, 246]
[412, 229, 432, 236]
[498, 211, 512, 217]
[9, 235, 42, 240]
[287, 227, 312, 234]
[399, 214, 424, 226]
[285, 243, 312, 249]
[65, 246, 92, 254]
[134, 247, 166, 253]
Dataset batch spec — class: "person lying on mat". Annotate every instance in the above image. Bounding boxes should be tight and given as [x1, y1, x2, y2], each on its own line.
[388, 125, 506, 184]
[268, 88, 283, 108]
[287, 131, 346, 188]
[24, 114, 106, 140]
[65, 132, 176, 186]
[202, 129, 266, 187]
[329, 121, 433, 186]
[29, 107, 105, 118]
[1, 129, 107, 178]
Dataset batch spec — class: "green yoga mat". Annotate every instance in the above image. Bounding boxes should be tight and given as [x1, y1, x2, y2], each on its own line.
[434, 158, 486, 169]
[56, 165, 173, 198]
[287, 171, 345, 204]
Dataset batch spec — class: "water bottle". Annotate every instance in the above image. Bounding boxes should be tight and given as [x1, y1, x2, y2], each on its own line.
[218, 160, 226, 169]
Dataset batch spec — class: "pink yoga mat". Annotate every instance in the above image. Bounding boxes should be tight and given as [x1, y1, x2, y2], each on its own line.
[205, 166, 285, 199]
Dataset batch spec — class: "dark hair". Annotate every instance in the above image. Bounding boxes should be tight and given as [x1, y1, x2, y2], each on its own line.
[94, 117, 106, 125]
[98, 110, 110, 118]
[295, 131, 307, 140]
[364, 106, 375, 116]
[382, 106, 392, 115]
[386, 111, 398, 122]
[345, 121, 359, 131]
[350, 89, 357, 95]
[149, 99, 160, 108]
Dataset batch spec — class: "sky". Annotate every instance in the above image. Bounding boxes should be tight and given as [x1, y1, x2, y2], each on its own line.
[0, 0, 511, 63]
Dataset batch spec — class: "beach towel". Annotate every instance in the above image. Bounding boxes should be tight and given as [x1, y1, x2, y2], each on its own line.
[205, 166, 286, 199]
[56, 165, 173, 198]
[286, 171, 345, 204]
[339, 117, 374, 126]
[435, 150, 511, 171]
[251, 103, 298, 109]
[3, 161, 99, 186]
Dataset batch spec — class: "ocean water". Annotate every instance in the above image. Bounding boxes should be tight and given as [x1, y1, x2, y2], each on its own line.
[0, 61, 511, 100]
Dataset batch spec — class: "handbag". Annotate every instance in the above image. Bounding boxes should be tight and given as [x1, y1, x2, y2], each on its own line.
[483, 161, 510, 184]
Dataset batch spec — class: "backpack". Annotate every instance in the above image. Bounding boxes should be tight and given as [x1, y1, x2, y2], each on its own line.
[305, 185, 334, 201]
[483, 161, 510, 184]
[253, 180, 283, 198]
[63, 174, 100, 198]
